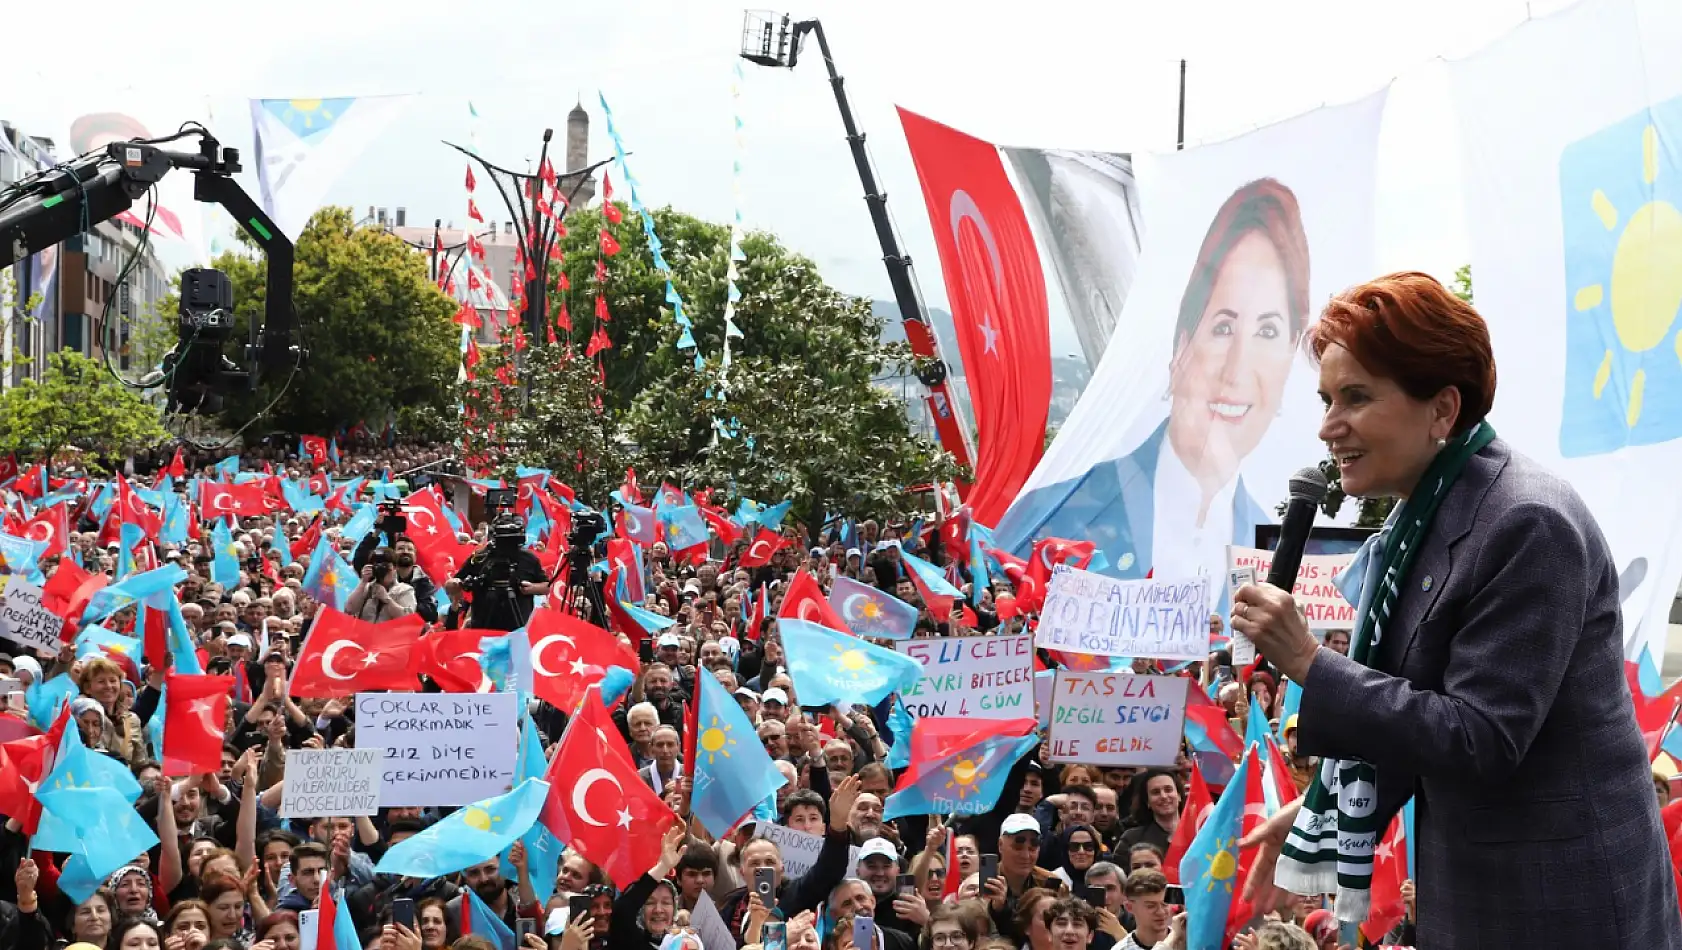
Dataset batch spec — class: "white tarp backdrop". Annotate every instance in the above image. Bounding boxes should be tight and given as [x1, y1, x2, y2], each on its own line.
[996, 90, 1388, 613]
[1450, 0, 1682, 677]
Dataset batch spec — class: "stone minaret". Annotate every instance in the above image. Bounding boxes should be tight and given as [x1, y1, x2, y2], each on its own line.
[565, 101, 597, 207]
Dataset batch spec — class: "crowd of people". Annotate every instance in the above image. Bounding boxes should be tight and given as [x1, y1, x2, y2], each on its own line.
[0, 439, 1432, 950]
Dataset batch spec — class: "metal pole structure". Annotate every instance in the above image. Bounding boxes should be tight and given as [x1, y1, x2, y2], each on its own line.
[777, 17, 976, 477]
[441, 138, 618, 407]
[1177, 59, 1187, 150]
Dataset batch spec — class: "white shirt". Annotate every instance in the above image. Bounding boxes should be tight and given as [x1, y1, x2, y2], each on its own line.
[1151, 441, 1236, 600]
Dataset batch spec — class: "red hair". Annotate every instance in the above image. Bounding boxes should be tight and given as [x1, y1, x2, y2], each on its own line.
[1309, 271, 1497, 433]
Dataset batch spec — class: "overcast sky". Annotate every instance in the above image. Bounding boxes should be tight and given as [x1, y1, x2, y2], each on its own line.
[8, 0, 1574, 357]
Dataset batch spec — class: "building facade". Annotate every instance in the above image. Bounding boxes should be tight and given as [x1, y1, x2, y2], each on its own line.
[2, 120, 172, 388]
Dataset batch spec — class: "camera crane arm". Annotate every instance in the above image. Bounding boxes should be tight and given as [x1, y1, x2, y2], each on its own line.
[0, 132, 298, 373]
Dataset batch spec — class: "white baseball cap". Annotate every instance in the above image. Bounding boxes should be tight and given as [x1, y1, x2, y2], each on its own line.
[857, 838, 898, 865]
[227, 633, 254, 649]
[657, 633, 682, 648]
[1000, 814, 1040, 837]
[761, 687, 790, 706]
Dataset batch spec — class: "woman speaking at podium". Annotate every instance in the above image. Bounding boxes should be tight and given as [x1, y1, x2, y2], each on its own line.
[1229, 271, 1679, 948]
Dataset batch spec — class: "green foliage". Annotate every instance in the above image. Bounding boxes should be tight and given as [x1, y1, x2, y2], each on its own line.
[0, 350, 167, 468]
[123, 292, 180, 379]
[1452, 264, 1473, 303]
[211, 207, 461, 433]
[459, 338, 631, 505]
[453, 204, 957, 519]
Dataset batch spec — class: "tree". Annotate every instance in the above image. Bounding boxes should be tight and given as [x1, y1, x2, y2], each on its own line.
[205, 207, 461, 433]
[458, 335, 632, 505]
[0, 350, 167, 469]
[1452, 263, 1473, 303]
[453, 204, 959, 519]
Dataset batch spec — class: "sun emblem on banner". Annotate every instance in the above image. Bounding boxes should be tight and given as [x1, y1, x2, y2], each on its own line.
[833, 644, 878, 679]
[699, 715, 736, 765]
[261, 98, 357, 143]
[462, 806, 503, 832]
[942, 753, 990, 801]
[1559, 96, 1682, 457]
[1201, 835, 1238, 894]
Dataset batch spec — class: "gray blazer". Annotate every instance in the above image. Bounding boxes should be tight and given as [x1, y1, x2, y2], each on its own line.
[1297, 438, 1680, 948]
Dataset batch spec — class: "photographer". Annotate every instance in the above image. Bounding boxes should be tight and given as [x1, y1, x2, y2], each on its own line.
[352, 511, 438, 623]
[346, 550, 418, 622]
[447, 512, 549, 631]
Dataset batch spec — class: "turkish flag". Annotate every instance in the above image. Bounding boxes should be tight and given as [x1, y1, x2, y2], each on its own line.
[740, 528, 786, 568]
[778, 569, 851, 634]
[17, 504, 70, 560]
[1361, 816, 1410, 944]
[116, 474, 163, 537]
[898, 108, 1053, 526]
[413, 628, 494, 693]
[1026, 537, 1096, 594]
[42, 559, 106, 642]
[700, 507, 741, 547]
[163, 672, 234, 775]
[288, 609, 424, 698]
[0, 705, 69, 833]
[540, 686, 676, 887]
[1223, 751, 1270, 942]
[300, 435, 330, 468]
[605, 539, 644, 604]
[1162, 760, 1213, 885]
[0, 453, 17, 485]
[526, 607, 640, 713]
[986, 546, 1044, 613]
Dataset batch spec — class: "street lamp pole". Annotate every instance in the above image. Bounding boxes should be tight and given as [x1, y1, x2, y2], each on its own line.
[441, 138, 618, 344]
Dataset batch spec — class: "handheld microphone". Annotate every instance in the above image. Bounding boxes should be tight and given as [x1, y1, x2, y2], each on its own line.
[1267, 465, 1331, 591]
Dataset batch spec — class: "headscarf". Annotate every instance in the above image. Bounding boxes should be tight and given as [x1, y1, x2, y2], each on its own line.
[105, 865, 159, 924]
[1046, 823, 1103, 883]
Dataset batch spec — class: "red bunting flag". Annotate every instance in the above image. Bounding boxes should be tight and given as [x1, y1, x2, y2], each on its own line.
[467, 198, 484, 223]
[465, 165, 476, 192]
[595, 294, 609, 322]
[586, 325, 612, 357]
[163, 672, 234, 775]
[599, 229, 621, 256]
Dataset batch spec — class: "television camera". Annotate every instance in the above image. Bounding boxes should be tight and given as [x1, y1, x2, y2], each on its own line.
[0, 128, 302, 413]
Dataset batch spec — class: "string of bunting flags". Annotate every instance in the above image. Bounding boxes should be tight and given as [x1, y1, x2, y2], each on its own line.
[597, 93, 697, 364]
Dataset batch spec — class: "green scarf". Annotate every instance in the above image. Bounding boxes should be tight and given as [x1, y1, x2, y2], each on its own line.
[1274, 422, 1495, 922]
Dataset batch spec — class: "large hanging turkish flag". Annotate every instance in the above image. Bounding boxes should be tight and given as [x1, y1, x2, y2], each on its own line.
[898, 108, 1053, 527]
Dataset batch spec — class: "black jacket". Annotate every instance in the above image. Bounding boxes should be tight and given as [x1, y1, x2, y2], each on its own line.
[716, 826, 853, 943]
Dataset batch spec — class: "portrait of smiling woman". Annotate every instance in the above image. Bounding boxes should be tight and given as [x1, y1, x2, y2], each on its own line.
[1232, 271, 1679, 948]
[997, 177, 1310, 589]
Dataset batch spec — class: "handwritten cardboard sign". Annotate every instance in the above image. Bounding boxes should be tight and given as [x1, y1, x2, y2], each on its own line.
[355, 691, 518, 807]
[1046, 671, 1185, 767]
[896, 633, 1034, 719]
[1226, 546, 1356, 630]
[281, 748, 382, 818]
[1036, 567, 1210, 661]
[0, 578, 62, 653]
[754, 822, 861, 879]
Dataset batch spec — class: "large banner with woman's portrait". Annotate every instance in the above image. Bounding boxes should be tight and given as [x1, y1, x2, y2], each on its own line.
[996, 90, 1389, 611]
